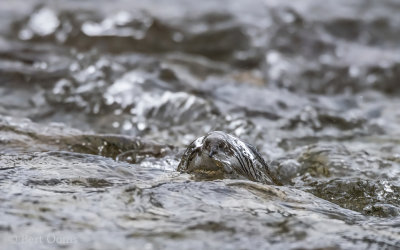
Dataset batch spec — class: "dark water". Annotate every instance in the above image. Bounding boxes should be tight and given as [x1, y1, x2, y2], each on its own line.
[1, 0, 400, 249]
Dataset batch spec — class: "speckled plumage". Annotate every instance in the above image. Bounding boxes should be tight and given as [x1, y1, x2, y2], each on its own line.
[177, 131, 280, 185]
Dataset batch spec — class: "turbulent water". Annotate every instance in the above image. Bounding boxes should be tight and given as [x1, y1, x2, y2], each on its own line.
[1, 0, 400, 249]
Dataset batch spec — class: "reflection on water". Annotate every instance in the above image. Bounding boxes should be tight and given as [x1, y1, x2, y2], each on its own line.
[1, 0, 400, 249]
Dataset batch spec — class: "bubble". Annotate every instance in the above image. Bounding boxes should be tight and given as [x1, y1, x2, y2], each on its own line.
[122, 121, 133, 131]
[18, 29, 33, 40]
[137, 122, 146, 131]
[113, 109, 123, 115]
[112, 122, 120, 128]
[27, 8, 60, 37]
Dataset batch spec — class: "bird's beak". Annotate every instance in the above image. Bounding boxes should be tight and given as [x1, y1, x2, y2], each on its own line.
[208, 146, 217, 158]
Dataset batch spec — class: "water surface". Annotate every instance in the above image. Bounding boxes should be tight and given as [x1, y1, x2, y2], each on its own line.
[1, 0, 400, 249]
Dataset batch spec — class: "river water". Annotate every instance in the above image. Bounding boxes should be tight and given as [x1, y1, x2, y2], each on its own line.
[1, 0, 400, 249]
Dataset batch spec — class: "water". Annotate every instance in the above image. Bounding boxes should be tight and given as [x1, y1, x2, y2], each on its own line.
[1, 0, 400, 249]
